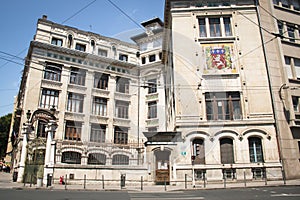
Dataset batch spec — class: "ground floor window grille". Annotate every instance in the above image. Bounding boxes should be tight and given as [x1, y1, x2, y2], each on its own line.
[195, 169, 206, 180]
[222, 168, 236, 180]
[88, 153, 106, 165]
[252, 168, 266, 179]
[61, 151, 81, 164]
[112, 154, 129, 165]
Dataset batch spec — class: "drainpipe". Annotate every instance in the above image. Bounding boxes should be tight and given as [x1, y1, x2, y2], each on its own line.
[254, 0, 286, 183]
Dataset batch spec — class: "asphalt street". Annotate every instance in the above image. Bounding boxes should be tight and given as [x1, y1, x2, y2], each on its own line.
[0, 186, 299, 200]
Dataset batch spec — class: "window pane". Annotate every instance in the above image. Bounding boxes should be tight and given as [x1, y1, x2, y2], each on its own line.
[223, 17, 232, 36]
[88, 153, 106, 165]
[114, 126, 128, 144]
[209, 18, 221, 37]
[220, 138, 234, 164]
[112, 154, 129, 165]
[199, 18, 207, 37]
[62, 151, 81, 164]
[249, 137, 263, 163]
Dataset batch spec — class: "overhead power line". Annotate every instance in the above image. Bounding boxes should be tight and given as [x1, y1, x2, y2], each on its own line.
[107, 0, 144, 30]
[61, 0, 97, 24]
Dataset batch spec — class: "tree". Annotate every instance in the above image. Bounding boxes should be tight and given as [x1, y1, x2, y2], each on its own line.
[0, 113, 12, 159]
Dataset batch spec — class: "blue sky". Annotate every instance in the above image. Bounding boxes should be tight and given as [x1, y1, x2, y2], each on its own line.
[0, 0, 165, 117]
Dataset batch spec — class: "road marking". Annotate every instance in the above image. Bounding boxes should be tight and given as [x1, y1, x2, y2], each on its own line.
[129, 198, 204, 200]
[271, 193, 300, 197]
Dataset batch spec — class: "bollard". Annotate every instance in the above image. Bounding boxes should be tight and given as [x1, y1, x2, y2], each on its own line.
[264, 169, 267, 186]
[203, 173, 206, 188]
[223, 172, 226, 189]
[244, 170, 247, 187]
[65, 174, 67, 190]
[185, 174, 187, 189]
[141, 176, 143, 191]
[164, 177, 167, 191]
[102, 175, 104, 189]
[84, 174, 86, 189]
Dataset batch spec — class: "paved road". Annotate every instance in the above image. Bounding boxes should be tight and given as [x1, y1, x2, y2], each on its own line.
[0, 186, 299, 200]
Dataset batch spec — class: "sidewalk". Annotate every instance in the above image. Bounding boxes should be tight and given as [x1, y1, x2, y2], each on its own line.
[1, 172, 299, 192]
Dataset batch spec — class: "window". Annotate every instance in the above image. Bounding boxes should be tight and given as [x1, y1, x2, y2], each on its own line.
[98, 48, 108, 57]
[209, 18, 221, 37]
[249, 137, 264, 163]
[148, 101, 157, 119]
[287, 25, 295, 42]
[148, 79, 157, 94]
[65, 121, 82, 141]
[199, 18, 207, 37]
[148, 127, 157, 132]
[112, 154, 129, 165]
[94, 73, 109, 90]
[277, 21, 284, 36]
[116, 77, 129, 93]
[70, 67, 86, 86]
[198, 16, 232, 38]
[67, 34, 73, 48]
[115, 100, 129, 119]
[62, 151, 81, 164]
[149, 54, 156, 62]
[222, 168, 236, 179]
[44, 63, 62, 82]
[252, 168, 266, 179]
[75, 43, 86, 52]
[114, 126, 128, 144]
[90, 40, 96, 53]
[292, 96, 299, 112]
[32, 149, 45, 165]
[37, 121, 47, 138]
[67, 92, 84, 113]
[291, 0, 300, 10]
[295, 58, 300, 79]
[92, 97, 107, 116]
[141, 57, 146, 64]
[223, 17, 232, 36]
[205, 92, 241, 121]
[119, 54, 128, 62]
[281, 0, 290, 8]
[220, 138, 234, 164]
[51, 37, 63, 46]
[40, 88, 59, 109]
[90, 124, 106, 143]
[192, 139, 205, 164]
[88, 153, 106, 165]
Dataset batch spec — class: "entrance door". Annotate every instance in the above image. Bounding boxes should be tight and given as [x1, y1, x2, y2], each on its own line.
[154, 149, 170, 184]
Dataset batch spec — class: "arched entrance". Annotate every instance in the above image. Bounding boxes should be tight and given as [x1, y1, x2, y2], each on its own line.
[154, 149, 171, 184]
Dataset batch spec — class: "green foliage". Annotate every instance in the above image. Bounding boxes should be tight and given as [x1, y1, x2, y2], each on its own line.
[0, 113, 12, 158]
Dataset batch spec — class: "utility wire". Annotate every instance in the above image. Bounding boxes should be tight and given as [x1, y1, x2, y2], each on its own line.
[61, 0, 97, 24]
[107, 0, 144, 30]
[0, 48, 27, 70]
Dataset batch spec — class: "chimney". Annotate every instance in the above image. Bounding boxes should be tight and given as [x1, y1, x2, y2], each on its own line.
[42, 15, 48, 20]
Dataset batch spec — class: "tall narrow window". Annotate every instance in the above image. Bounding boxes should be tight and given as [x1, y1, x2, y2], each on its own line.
[148, 101, 157, 119]
[92, 97, 107, 116]
[192, 139, 205, 164]
[209, 18, 221, 37]
[205, 92, 241, 121]
[292, 96, 299, 112]
[44, 63, 62, 82]
[40, 88, 59, 109]
[220, 138, 234, 164]
[223, 17, 232, 36]
[70, 67, 86, 86]
[148, 79, 157, 94]
[116, 77, 129, 94]
[198, 18, 207, 37]
[287, 25, 295, 42]
[37, 121, 47, 138]
[94, 73, 109, 90]
[114, 126, 128, 144]
[90, 124, 106, 143]
[115, 100, 129, 119]
[67, 92, 84, 113]
[68, 34, 73, 48]
[249, 137, 264, 163]
[65, 121, 82, 141]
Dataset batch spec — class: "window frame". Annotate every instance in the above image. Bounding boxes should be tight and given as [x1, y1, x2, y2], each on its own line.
[70, 67, 86, 86]
[220, 138, 234, 164]
[67, 92, 84, 113]
[65, 121, 82, 141]
[198, 16, 232, 38]
[114, 126, 128, 145]
[116, 77, 130, 94]
[112, 154, 129, 165]
[90, 124, 106, 143]
[248, 137, 264, 163]
[40, 88, 59, 109]
[148, 101, 157, 119]
[51, 37, 63, 46]
[88, 153, 106, 165]
[75, 43, 86, 52]
[115, 100, 129, 119]
[61, 151, 81, 164]
[44, 63, 62, 82]
[94, 73, 109, 90]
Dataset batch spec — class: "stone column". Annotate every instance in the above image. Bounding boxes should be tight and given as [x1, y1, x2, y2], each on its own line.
[43, 120, 57, 186]
[17, 125, 29, 182]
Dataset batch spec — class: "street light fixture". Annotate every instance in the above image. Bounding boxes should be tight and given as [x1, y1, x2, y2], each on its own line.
[26, 110, 31, 122]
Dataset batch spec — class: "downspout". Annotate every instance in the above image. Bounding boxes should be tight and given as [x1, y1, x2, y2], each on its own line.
[254, 0, 286, 183]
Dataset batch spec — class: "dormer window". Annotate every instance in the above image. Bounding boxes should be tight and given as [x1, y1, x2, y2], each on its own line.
[75, 43, 86, 52]
[51, 37, 63, 46]
[119, 54, 128, 62]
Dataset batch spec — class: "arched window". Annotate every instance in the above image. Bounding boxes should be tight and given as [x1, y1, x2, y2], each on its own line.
[68, 34, 73, 48]
[88, 153, 106, 165]
[192, 138, 205, 164]
[220, 138, 234, 164]
[61, 151, 81, 164]
[248, 137, 264, 163]
[112, 154, 129, 165]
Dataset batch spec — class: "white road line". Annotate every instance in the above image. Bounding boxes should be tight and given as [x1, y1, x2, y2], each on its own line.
[129, 198, 204, 200]
[271, 193, 300, 197]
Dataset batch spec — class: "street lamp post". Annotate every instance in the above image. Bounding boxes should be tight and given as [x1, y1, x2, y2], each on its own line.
[191, 155, 195, 188]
